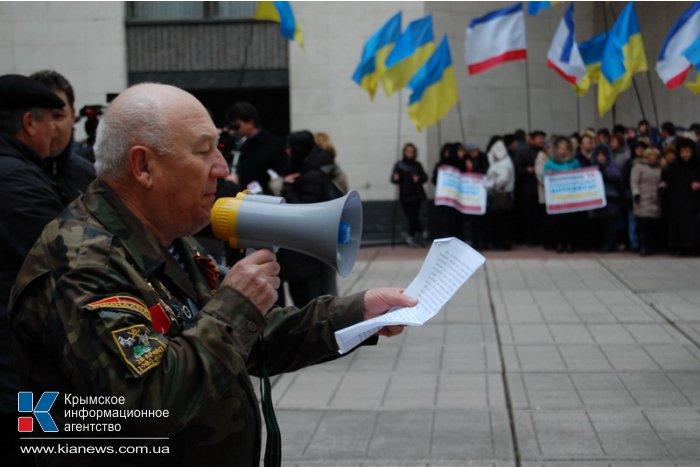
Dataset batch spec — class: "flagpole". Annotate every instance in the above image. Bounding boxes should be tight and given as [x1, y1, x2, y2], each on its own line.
[576, 93, 581, 133]
[645, 71, 661, 130]
[524, 59, 532, 132]
[390, 91, 403, 248]
[456, 99, 467, 143]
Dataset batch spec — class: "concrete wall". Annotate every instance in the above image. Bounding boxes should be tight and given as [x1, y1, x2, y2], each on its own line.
[0, 1, 127, 139]
[290, 1, 698, 201]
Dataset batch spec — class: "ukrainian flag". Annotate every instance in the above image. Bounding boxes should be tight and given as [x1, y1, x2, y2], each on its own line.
[575, 32, 608, 96]
[599, 2, 648, 116]
[255, 1, 304, 46]
[528, 1, 562, 16]
[352, 12, 402, 99]
[382, 15, 435, 96]
[683, 35, 700, 94]
[407, 36, 458, 132]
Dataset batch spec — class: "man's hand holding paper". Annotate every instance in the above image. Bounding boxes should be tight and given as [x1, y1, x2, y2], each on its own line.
[337, 237, 486, 354]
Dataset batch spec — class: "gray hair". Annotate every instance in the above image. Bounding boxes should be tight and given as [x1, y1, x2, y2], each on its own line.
[94, 93, 171, 178]
[0, 108, 46, 137]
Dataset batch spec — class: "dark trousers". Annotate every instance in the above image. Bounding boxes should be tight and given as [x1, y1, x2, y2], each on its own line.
[400, 200, 423, 237]
[486, 209, 512, 250]
[637, 217, 659, 254]
[550, 212, 578, 250]
[467, 215, 485, 249]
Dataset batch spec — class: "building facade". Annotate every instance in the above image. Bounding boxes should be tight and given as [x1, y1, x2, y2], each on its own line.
[1, 1, 697, 239]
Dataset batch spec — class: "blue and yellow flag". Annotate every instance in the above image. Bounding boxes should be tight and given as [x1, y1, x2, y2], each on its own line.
[575, 32, 608, 96]
[599, 2, 648, 116]
[528, 1, 562, 16]
[352, 12, 402, 99]
[407, 36, 458, 132]
[383, 15, 435, 95]
[684, 35, 700, 94]
[255, 1, 304, 46]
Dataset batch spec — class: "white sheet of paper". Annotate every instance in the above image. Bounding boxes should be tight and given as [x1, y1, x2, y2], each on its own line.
[334, 237, 485, 354]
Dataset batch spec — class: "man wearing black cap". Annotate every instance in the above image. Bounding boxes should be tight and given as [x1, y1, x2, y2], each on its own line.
[0, 74, 65, 464]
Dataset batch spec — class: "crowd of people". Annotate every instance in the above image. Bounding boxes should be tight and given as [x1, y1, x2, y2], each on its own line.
[393, 120, 700, 256]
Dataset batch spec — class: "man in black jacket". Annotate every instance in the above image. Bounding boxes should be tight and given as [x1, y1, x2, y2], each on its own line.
[0, 73, 65, 464]
[30, 70, 96, 204]
[225, 102, 286, 195]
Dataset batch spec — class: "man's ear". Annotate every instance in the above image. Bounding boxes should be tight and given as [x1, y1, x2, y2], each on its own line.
[21, 111, 38, 136]
[127, 146, 155, 188]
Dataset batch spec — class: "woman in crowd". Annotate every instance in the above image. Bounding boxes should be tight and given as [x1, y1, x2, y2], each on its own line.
[535, 138, 553, 249]
[631, 147, 664, 256]
[663, 138, 700, 255]
[464, 143, 489, 249]
[484, 139, 515, 250]
[391, 143, 428, 247]
[593, 144, 623, 252]
[622, 140, 648, 251]
[278, 130, 338, 306]
[544, 137, 581, 253]
[314, 131, 348, 194]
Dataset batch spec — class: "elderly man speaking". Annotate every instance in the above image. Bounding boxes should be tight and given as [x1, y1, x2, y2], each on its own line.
[10, 83, 414, 466]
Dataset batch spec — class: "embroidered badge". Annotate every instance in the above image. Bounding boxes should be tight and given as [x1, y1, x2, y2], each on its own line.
[86, 295, 151, 322]
[111, 325, 167, 376]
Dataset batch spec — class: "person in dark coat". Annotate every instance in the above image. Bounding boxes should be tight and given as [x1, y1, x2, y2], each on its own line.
[435, 143, 467, 239]
[30, 70, 96, 203]
[592, 143, 623, 251]
[226, 101, 286, 195]
[0, 73, 65, 466]
[514, 130, 546, 245]
[464, 143, 489, 249]
[391, 143, 428, 247]
[662, 137, 700, 255]
[278, 130, 338, 307]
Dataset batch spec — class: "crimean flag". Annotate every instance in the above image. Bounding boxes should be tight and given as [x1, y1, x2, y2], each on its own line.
[656, 2, 700, 89]
[351, 12, 402, 99]
[383, 15, 436, 95]
[528, 1, 562, 16]
[465, 3, 527, 75]
[547, 4, 587, 89]
[598, 2, 648, 117]
[575, 32, 608, 96]
[407, 36, 459, 132]
[255, 1, 304, 46]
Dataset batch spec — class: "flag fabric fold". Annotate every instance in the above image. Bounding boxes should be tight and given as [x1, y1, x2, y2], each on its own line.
[656, 2, 700, 89]
[351, 12, 402, 99]
[598, 2, 648, 117]
[465, 3, 527, 75]
[407, 36, 459, 132]
[547, 4, 587, 87]
[528, 1, 561, 16]
[255, 1, 304, 46]
[383, 15, 436, 95]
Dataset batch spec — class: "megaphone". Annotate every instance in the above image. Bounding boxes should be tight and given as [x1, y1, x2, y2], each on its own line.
[211, 191, 363, 277]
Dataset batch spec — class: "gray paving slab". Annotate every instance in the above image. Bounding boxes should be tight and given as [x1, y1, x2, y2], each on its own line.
[268, 250, 700, 466]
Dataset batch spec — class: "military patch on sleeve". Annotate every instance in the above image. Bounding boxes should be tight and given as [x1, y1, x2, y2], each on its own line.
[85, 295, 151, 322]
[111, 325, 167, 376]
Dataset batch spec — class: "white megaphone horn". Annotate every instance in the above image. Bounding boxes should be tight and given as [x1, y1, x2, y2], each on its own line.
[210, 190, 363, 277]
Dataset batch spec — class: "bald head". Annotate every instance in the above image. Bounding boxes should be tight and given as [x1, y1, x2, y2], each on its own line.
[94, 83, 205, 179]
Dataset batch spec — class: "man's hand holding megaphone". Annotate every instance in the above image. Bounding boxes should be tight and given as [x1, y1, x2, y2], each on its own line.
[223, 249, 281, 314]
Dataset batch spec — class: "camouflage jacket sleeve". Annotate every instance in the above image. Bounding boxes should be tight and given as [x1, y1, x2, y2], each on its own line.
[247, 293, 373, 376]
[12, 247, 266, 436]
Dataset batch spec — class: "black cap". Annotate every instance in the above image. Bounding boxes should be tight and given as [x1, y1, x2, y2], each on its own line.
[0, 74, 65, 111]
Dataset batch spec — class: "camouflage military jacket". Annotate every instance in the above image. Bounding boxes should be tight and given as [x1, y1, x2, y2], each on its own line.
[10, 180, 367, 466]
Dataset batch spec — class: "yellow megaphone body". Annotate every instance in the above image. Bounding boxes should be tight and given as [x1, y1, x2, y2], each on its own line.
[211, 191, 363, 277]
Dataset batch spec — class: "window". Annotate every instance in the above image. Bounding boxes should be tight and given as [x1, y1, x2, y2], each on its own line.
[127, 1, 257, 21]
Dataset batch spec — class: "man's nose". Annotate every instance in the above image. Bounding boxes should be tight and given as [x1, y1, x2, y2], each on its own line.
[211, 149, 230, 178]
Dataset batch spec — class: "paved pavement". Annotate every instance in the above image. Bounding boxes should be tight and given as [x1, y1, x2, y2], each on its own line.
[269, 245, 700, 467]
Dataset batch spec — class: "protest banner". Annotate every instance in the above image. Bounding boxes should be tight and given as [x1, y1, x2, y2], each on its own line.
[544, 167, 606, 214]
[435, 166, 486, 215]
